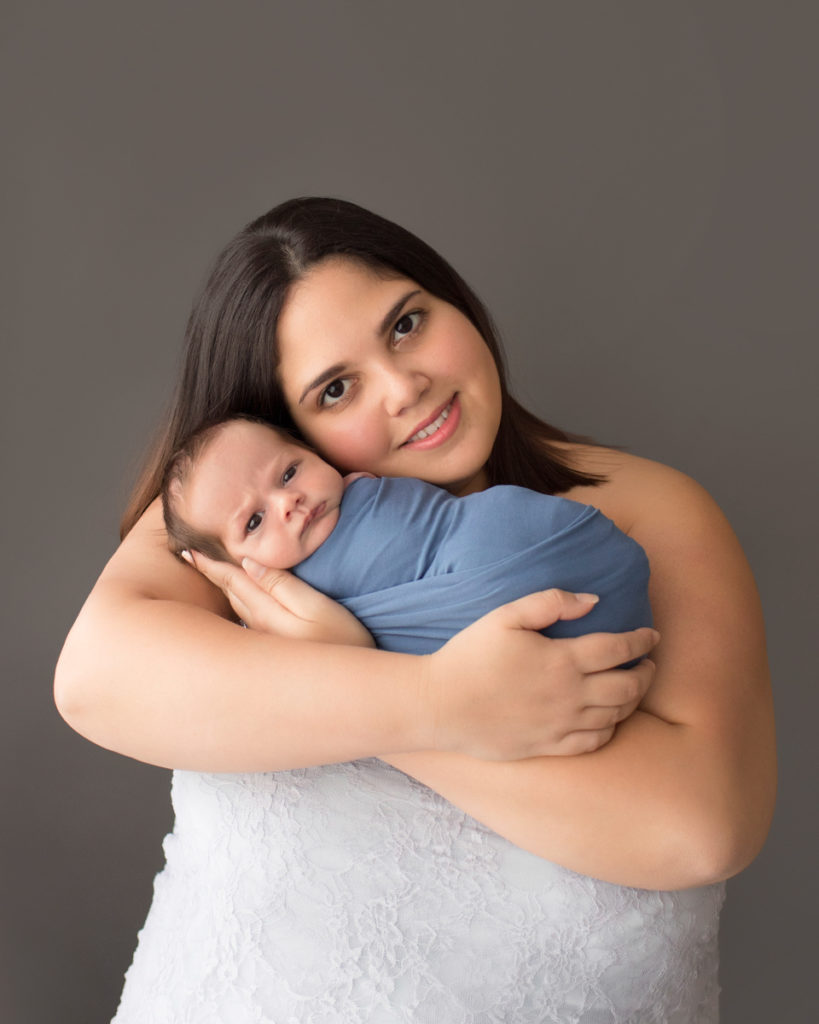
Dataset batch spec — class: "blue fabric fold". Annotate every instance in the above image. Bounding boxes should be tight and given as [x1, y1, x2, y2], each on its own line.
[294, 477, 652, 655]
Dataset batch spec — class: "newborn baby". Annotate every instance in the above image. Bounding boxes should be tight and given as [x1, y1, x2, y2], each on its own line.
[162, 417, 652, 654]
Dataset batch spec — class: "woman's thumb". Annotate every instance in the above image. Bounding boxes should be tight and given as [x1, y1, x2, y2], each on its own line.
[241, 557, 268, 581]
[241, 558, 292, 595]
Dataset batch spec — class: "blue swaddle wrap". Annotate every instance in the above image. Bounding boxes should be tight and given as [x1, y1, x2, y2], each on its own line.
[294, 477, 652, 655]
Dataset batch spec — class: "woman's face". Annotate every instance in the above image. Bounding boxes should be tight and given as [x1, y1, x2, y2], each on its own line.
[275, 258, 503, 495]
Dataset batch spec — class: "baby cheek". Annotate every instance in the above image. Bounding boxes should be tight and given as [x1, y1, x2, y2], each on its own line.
[262, 536, 296, 570]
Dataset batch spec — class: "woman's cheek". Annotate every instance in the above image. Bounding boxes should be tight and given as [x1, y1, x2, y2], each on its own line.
[311, 418, 385, 474]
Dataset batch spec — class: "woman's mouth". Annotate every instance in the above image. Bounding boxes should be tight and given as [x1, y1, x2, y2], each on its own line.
[402, 396, 460, 450]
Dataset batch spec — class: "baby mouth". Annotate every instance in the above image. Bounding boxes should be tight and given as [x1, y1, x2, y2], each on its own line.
[404, 399, 454, 444]
[301, 502, 325, 535]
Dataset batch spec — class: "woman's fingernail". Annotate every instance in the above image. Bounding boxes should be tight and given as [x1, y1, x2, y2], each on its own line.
[180, 550, 194, 566]
[573, 592, 600, 603]
[242, 557, 265, 580]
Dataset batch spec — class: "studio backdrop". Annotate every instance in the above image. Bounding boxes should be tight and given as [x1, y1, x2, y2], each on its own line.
[2, 2, 815, 1021]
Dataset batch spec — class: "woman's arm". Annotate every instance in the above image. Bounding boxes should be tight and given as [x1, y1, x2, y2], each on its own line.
[54, 499, 656, 771]
[385, 454, 776, 890]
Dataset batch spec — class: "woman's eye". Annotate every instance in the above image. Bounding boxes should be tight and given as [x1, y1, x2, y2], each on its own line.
[318, 377, 353, 407]
[281, 464, 297, 484]
[246, 512, 263, 534]
[392, 310, 423, 343]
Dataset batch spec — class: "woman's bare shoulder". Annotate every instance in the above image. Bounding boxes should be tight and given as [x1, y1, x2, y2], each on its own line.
[558, 443, 713, 536]
[561, 441, 692, 484]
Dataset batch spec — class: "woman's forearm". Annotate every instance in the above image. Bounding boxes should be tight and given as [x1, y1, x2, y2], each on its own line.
[55, 584, 430, 771]
[384, 698, 775, 891]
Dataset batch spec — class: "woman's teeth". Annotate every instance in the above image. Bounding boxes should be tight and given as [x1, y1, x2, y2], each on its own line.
[407, 402, 451, 443]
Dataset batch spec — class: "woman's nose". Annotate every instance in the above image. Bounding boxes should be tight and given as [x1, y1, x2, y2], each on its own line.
[380, 365, 431, 417]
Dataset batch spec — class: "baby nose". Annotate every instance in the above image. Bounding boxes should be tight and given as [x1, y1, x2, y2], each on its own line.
[278, 491, 304, 520]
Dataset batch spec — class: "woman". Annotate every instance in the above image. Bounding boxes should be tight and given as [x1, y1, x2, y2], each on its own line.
[55, 198, 775, 1021]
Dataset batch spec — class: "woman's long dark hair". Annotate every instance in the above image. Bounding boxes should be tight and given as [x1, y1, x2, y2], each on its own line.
[122, 197, 601, 537]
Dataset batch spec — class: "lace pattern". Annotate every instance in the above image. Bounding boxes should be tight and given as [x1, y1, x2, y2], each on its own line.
[113, 761, 724, 1023]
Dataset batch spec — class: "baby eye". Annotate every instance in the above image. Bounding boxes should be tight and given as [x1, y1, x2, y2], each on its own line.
[281, 463, 298, 484]
[318, 377, 354, 408]
[392, 310, 424, 344]
[246, 512, 263, 534]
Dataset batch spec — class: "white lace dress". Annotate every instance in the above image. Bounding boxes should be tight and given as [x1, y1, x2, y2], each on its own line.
[112, 760, 724, 1023]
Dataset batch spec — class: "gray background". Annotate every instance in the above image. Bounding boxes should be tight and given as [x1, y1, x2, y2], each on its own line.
[2, 2, 816, 1020]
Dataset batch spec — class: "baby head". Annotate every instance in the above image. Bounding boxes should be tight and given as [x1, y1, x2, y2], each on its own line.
[162, 417, 347, 568]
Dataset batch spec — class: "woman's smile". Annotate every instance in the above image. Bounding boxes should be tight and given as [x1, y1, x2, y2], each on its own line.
[276, 258, 502, 495]
[401, 394, 459, 448]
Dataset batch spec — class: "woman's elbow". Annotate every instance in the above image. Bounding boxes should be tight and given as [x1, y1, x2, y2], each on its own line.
[54, 631, 93, 729]
[681, 824, 769, 888]
[53, 604, 111, 735]
[679, 777, 777, 887]
[669, 714, 777, 887]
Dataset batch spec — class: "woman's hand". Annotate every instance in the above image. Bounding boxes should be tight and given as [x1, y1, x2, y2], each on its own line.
[421, 589, 658, 760]
[186, 550, 375, 648]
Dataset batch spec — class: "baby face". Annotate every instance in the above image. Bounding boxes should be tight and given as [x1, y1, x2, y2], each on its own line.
[178, 420, 346, 568]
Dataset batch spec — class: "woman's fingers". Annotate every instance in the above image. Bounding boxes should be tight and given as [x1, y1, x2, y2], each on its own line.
[192, 551, 311, 619]
[577, 670, 654, 728]
[478, 589, 659, 671]
[492, 588, 601, 630]
[581, 659, 656, 711]
[567, 628, 660, 674]
[186, 550, 299, 622]
[188, 550, 296, 630]
[554, 662, 654, 750]
[184, 549, 242, 592]
[427, 592, 660, 760]
[240, 558, 322, 619]
[187, 550, 374, 646]
[551, 727, 617, 757]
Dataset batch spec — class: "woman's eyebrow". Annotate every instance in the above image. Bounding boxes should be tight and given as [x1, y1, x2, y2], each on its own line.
[297, 289, 422, 405]
[298, 363, 347, 405]
[377, 289, 421, 336]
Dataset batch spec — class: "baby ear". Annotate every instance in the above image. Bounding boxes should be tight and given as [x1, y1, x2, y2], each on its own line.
[342, 471, 378, 490]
